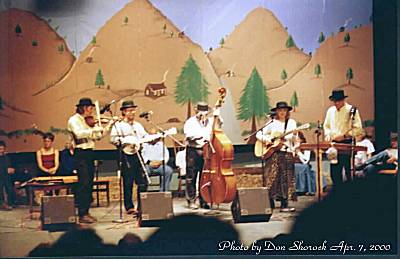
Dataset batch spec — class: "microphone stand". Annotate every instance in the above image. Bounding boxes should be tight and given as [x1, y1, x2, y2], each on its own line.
[315, 121, 323, 202]
[350, 110, 356, 181]
[244, 117, 274, 185]
[110, 115, 129, 223]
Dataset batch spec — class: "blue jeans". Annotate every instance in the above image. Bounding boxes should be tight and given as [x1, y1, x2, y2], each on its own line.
[363, 150, 396, 177]
[145, 164, 173, 192]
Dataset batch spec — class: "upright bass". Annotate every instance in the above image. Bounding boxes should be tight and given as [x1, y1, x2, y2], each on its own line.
[200, 87, 237, 205]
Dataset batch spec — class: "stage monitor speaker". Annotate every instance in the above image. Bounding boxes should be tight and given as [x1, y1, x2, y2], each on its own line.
[41, 195, 76, 231]
[139, 192, 173, 227]
[231, 187, 272, 223]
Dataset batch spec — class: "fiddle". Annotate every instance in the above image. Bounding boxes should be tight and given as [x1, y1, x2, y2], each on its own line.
[84, 116, 117, 128]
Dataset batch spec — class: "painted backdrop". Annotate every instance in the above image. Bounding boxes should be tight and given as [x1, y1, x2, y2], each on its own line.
[0, 0, 373, 151]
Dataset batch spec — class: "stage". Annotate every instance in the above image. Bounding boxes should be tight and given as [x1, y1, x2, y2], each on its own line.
[0, 196, 317, 257]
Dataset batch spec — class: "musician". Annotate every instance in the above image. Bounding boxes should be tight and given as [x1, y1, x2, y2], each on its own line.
[0, 140, 15, 210]
[141, 129, 173, 192]
[256, 101, 297, 212]
[110, 100, 150, 215]
[36, 133, 60, 177]
[183, 102, 221, 210]
[67, 98, 103, 224]
[323, 89, 362, 185]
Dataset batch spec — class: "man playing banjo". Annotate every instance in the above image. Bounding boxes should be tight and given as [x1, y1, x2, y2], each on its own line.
[110, 100, 159, 215]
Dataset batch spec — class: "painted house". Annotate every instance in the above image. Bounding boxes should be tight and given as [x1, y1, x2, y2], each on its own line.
[145, 82, 167, 97]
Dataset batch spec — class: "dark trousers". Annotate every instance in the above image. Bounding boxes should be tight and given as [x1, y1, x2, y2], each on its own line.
[330, 153, 351, 186]
[74, 149, 94, 217]
[0, 174, 15, 205]
[185, 147, 206, 205]
[122, 154, 147, 211]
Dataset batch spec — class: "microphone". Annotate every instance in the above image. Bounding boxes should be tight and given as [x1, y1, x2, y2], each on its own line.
[139, 111, 153, 118]
[100, 100, 115, 114]
[350, 106, 357, 118]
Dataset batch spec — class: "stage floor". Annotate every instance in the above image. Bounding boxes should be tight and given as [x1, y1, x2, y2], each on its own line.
[0, 195, 318, 257]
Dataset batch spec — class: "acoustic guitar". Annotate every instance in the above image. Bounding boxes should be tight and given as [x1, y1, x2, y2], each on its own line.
[254, 123, 310, 159]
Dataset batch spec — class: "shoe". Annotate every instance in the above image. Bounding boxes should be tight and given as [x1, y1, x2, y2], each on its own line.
[127, 208, 138, 215]
[87, 214, 97, 222]
[200, 203, 210, 209]
[305, 192, 315, 196]
[0, 204, 12, 211]
[189, 203, 199, 210]
[79, 215, 95, 224]
[280, 207, 296, 212]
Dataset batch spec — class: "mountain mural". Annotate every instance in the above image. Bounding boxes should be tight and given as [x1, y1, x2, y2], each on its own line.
[0, 0, 374, 151]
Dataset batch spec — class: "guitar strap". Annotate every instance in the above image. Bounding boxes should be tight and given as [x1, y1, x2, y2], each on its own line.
[284, 119, 289, 133]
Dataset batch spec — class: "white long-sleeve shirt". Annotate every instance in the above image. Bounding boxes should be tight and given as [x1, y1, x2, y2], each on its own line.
[141, 142, 169, 164]
[323, 103, 362, 141]
[256, 118, 297, 152]
[67, 113, 101, 149]
[110, 120, 148, 145]
[183, 116, 214, 147]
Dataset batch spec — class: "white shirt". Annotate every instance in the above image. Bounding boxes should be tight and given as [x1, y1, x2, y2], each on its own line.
[183, 116, 215, 147]
[387, 148, 398, 160]
[110, 120, 148, 145]
[256, 118, 297, 152]
[175, 149, 186, 176]
[323, 103, 362, 141]
[67, 113, 100, 149]
[141, 142, 169, 164]
[356, 138, 375, 161]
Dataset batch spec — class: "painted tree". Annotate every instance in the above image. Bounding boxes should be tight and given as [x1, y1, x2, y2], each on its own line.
[318, 32, 325, 43]
[344, 32, 351, 46]
[281, 69, 288, 83]
[290, 91, 299, 112]
[314, 64, 322, 77]
[285, 35, 295, 48]
[237, 67, 270, 144]
[15, 24, 22, 36]
[175, 55, 209, 118]
[346, 68, 353, 84]
[32, 40, 38, 47]
[91, 36, 96, 45]
[162, 24, 167, 33]
[58, 44, 64, 53]
[0, 96, 3, 110]
[219, 37, 225, 47]
[124, 16, 129, 25]
[95, 69, 105, 88]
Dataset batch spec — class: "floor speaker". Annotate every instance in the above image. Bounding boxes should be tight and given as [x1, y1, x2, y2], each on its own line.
[41, 195, 76, 231]
[139, 192, 173, 227]
[231, 187, 272, 223]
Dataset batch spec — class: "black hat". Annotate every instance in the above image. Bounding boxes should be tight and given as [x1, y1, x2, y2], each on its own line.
[76, 98, 95, 107]
[120, 100, 138, 111]
[195, 102, 209, 112]
[329, 89, 348, 101]
[271, 101, 292, 112]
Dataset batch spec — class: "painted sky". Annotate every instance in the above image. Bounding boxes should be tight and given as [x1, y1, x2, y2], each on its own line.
[0, 0, 372, 55]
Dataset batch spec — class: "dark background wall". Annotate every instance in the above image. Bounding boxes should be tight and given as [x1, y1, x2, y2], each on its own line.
[373, 0, 398, 150]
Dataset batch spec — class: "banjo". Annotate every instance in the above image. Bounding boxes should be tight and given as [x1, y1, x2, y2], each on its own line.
[122, 127, 177, 155]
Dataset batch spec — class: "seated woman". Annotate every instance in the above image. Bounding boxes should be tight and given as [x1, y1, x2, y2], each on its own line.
[36, 133, 60, 195]
[36, 133, 60, 177]
[293, 132, 326, 195]
[355, 129, 375, 177]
